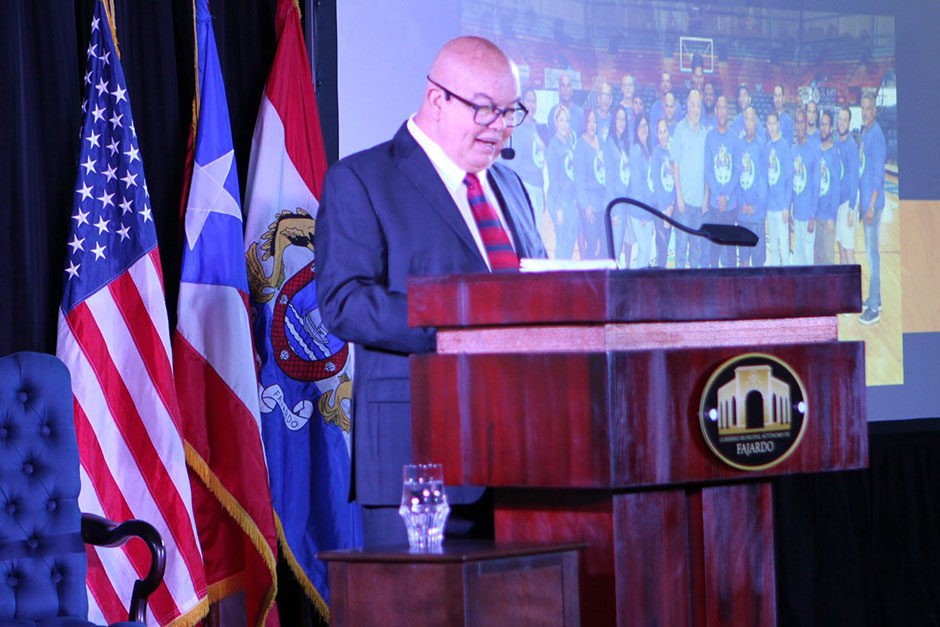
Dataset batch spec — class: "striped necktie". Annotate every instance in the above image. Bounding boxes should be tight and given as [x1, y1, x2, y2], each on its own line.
[463, 172, 519, 271]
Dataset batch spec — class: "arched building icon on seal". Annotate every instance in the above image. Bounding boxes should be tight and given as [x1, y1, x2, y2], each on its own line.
[699, 353, 808, 471]
[716, 364, 792, 434]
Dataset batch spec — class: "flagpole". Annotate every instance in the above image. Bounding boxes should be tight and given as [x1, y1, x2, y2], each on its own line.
[190, 0, 200, 129]
[102, 0, 120, 59]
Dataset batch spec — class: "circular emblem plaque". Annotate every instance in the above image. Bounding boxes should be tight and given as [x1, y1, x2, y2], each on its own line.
[270, 262, 349, 381]
[699, 353, 808, 471]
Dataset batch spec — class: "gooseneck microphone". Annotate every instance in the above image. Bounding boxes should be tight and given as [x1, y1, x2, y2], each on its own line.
[604, 197, 759, 264]
[500, 135, 515, 160]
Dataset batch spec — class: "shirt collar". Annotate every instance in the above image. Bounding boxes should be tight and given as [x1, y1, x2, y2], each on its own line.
[407, 115, 485, 194]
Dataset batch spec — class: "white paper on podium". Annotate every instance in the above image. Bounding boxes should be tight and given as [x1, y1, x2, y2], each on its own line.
[519, 258, 618, 272]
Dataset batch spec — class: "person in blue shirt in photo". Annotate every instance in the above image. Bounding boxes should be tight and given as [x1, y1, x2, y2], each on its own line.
[765, 110, 793, 266]
[574, 108, 606, 259]
[651, 71, 682, 134]
[858, 92, 887, 325]
[594, 81, 614, 144]
[806, 99, 821, 147]
[702, 82, 717, 131]
[618, 74, 637, 147]
[814, 109, 842, 265]
[648, 117, 675, 269]
[629, 114, 657, 269]
[631, 94, 646, 144]
[731, 83, 764, 140]
[771, 84, 794, 145]
[604, 105, 634, 264]
[704, 94, 738, 268]
[504, 87, 547, 243]
[736, 107, 768, 267]
[546, 106, 577, 259]
[654, 91, 679, 137]
[790, 107, 821, 265]
[835, 105, 860, 266]
[690, 53, 706, 93]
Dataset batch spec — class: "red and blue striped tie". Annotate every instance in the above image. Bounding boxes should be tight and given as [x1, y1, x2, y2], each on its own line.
[464, 172, 519, 271]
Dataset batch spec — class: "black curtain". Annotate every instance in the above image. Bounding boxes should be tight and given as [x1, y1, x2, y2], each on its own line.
[1, 2, 938, 626]
[0, 1, 81, 354]
[775, 419, 940, 625]
[0, 0, 280, 357]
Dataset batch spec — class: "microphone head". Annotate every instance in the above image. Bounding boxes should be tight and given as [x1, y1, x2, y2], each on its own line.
[500, 146, 516, 160]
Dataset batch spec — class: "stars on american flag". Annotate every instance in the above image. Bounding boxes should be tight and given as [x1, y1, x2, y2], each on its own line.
[68, 234, 85, 254]
[63, 5, 156, 307]
[72, 207, 90, 227]
[76, 182, 93, 201]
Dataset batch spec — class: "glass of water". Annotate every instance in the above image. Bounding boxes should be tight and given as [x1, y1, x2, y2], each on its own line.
[399, 463, 450, 551]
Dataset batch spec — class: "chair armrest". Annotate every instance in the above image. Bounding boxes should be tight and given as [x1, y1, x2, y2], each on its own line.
[82, 513, 167, 624]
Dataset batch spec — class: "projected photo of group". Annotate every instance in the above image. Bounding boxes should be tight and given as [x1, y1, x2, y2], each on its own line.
[465, 1, 900, 386]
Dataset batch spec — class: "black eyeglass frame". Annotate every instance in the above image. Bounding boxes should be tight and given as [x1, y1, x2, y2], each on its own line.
[426, 75, 528, 128]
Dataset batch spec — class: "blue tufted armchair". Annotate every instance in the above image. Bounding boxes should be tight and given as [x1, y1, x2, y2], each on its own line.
[0, 352, 165, 626]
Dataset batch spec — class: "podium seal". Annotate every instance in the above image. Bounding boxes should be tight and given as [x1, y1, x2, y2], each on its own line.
[699, 353, 808, 471]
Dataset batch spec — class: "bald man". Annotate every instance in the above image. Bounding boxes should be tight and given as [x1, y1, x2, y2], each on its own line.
[650, 71, 683, 133]
[315, 37, 547, 546]
[548, 72, 583, 141]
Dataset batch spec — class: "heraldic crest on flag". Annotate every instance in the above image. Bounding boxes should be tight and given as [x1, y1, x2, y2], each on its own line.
[243, 0, 361, 616]
[246, 209, 351, 436]
[57, 2, 209, 624]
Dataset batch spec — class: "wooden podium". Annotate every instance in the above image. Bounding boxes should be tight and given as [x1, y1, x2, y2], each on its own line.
[408, 266, 867, 626]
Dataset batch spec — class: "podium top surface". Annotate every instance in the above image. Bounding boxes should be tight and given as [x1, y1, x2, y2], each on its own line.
[318, 540, 586, 564]
[408, 266, 861, 328]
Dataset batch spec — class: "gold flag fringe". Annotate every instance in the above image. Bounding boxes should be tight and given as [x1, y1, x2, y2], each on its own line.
[164, 596, 210, 627]
[207, 573, 244, 605]
[185, 443, 279, 627]
[275, 513, 330, 622]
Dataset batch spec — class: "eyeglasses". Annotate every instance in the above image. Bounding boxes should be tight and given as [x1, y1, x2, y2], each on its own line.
[426, 75, 528, 128]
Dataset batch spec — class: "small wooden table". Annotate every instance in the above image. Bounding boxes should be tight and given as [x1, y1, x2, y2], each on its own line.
[319, 541, 583, 626]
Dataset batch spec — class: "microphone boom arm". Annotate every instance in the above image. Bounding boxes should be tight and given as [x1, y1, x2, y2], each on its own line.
[604, 196, 758, 263]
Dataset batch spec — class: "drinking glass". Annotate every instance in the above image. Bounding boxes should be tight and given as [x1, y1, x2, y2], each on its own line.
[399, 463, 450, 551]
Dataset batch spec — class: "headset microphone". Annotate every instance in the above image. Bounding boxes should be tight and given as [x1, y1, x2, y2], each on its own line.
[500, 135, 515, 160]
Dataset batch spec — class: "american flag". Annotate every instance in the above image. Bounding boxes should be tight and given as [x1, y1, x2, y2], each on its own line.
[56, 3, 208, 625]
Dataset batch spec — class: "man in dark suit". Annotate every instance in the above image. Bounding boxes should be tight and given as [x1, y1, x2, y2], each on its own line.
[314, 36, 547, 546]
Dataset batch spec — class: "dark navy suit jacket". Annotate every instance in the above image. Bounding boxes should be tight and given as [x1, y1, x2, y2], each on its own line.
[315, 123, 547, 506]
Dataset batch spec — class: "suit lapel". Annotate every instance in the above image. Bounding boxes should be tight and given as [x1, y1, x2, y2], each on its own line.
[393, 125, 483, 264]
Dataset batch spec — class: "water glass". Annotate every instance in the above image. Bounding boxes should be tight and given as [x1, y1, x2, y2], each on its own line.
[399, 463, 450, 551]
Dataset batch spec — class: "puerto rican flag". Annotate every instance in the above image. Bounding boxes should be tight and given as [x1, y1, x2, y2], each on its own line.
[173, 0, 279, 625]
[57, 2, 208, 624]
[243, 0, 361, 617]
